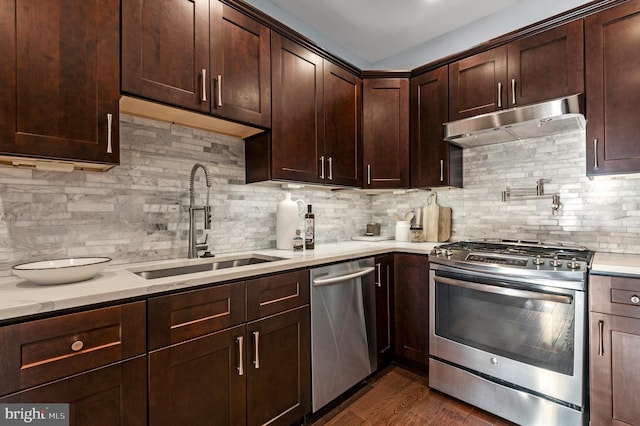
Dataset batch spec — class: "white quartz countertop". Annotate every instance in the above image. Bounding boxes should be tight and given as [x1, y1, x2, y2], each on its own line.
[591, 252, 640, 277]
[0, 241, 437, 323]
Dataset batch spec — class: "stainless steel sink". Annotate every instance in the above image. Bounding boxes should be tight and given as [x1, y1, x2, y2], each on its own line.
[133, 254, 285, 279]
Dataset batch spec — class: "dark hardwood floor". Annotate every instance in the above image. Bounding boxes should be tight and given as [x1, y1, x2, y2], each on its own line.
[310, 365, 515, 425]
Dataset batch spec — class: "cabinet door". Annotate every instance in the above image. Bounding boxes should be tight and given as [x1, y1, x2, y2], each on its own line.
[271, 33, 324, 184]
[246, 307, 310, 426]
[0, 357, 147, 426]
[410, 66, 462, 189]
[363, 78, 410, 189]
[122, 0, 210, 112]
[449, 46, 507, 120]
[375, 255, 394, 368]
[586, 0, 640, 176]
[507, 20, 584, 108]
[394, 254, 429, 368]
[0, 0, 119, 165]
[324, 62, 362, 187]
[149, 325, 246, 426]
[210, 2, 271, 128]
[590, 312, 640, 426]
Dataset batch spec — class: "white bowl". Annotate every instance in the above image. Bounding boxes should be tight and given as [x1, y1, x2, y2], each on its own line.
[12, 257, 112, 285]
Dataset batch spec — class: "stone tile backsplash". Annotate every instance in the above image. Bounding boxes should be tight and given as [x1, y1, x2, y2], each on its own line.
[0, 115, 639, 277]
[374, 130, 640, 253]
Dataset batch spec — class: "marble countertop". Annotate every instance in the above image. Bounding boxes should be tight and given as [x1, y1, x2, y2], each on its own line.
[0, 241, 437, 323]
[591, 252, 640, 276]
[3, 241, 638, 323]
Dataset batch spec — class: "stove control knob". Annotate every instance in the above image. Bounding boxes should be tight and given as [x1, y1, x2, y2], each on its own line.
[567, 257, 581, 270]
[550, 256, 562, 268]
[532, 255, 545, 266]
[490, 357, 498, 365]
[445, 249, 454, 257]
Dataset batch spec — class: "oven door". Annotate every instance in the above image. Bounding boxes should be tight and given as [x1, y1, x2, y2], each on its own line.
[429, 264, 585, 408]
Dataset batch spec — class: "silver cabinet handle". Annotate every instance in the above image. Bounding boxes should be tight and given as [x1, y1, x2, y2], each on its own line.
[201, 69, 207, 102]
[367, 164, 372, 185]
[511, 78, 516, 105]
[497, 82, 502, 108]
[319, 156, 325, 179]
[593, 139, 599, 169]
[253, 331, 260, 369]
[375, 263, 382, 287]
[236, 336, 244, 376]
[71, 340, 84, 352]
[216, 74, 222, 107]
[440, 159, 444, 182]
[327, 157, 333, 181]
[598, 320, 604, 356]
[106, 113, 113, 154]
[631, 295, 640, 304]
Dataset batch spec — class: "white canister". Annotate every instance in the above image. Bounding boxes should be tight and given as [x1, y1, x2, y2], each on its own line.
[395, 221, 411, 242]
[276, 192, 306, 250]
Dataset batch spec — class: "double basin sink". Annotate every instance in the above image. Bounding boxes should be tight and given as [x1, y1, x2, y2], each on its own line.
[132, 254, 285, 280]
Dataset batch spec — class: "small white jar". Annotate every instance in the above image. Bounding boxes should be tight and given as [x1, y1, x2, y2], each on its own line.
[395, 221, 411, 242]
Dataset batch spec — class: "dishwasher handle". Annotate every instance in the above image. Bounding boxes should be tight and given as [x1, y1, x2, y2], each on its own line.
[312, 267, 375, 287]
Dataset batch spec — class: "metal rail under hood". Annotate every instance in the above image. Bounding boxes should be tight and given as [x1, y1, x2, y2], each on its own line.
[444, 94, 585, 148]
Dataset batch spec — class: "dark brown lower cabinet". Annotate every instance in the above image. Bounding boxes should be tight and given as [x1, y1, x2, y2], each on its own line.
[394, 254, 429, 368]
[246, 306, 310, 426]
[375, 255, 394, 368]
[149, 325, 247, 425]
[149, 308, 310, 426]
[590, 312, 640, 426]
[0, 356, 147, 426]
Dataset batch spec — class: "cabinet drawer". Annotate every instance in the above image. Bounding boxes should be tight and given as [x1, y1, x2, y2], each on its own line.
[0, 301, 146, 396]
[590, 274, 640, 318]
[148, 281, 245, 350]
[247, 270, 309, 321]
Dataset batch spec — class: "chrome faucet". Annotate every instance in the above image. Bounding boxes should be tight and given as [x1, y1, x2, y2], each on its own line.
[188, 163, 212, 258]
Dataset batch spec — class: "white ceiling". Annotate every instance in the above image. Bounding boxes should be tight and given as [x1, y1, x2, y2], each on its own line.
[265, 0, 517, 64]
[244, 0, 594, 69]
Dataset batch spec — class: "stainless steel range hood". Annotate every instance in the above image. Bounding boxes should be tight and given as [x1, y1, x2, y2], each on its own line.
[444, 94, 585, 148]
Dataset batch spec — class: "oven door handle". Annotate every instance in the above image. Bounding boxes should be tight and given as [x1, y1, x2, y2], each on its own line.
[434, 275, 573, 304]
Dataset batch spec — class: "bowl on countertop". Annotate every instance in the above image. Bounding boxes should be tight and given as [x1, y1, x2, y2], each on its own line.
[12, 257, 112, 285]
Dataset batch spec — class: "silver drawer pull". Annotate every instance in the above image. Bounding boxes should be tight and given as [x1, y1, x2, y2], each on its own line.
[631, 295, 640, 304]
[511, 78, 516, 105]
[71, 340, 84, 352]
[598, 320, 604, 356]
[201, 69, 207, 102]
[236, 336, 244, 376]
[593, 139, 599, 169]
[253, 331, 260, 369]
[216, 74, 222, 107]
[497, 82, 502, 108]
[106, 113, 113, 154]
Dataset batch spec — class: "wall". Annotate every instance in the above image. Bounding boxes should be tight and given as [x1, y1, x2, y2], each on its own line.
[0, 115, 372, 277]
[371, 130, 640, 253]
[2, 117, 639, 278]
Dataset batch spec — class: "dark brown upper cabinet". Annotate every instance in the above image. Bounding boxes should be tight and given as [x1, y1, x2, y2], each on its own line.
[449, 20, 584, 121]
[248, 33, 361, 187]
[363, 76, 410, 189]
[122, 0, 271, 128]
[323, 62, 363, 187]
[586, 0, 640, 176]
[410, 66, 462, 189]
[0, 0, 120, 170]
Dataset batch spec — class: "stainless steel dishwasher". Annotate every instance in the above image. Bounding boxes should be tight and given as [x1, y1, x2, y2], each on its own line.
[310, 257, 377, 412]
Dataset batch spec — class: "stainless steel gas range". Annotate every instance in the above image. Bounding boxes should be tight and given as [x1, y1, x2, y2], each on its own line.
[428, 239, 593, 426]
